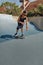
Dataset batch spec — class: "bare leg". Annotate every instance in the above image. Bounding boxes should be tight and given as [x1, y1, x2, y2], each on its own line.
[14, 29, 19, 36]
[16, 29, 18, 33]
[21, 28, 24, 36]
[21, 28, 23, 33]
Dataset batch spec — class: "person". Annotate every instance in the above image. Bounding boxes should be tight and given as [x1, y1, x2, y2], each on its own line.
[14, 10, 28, 37]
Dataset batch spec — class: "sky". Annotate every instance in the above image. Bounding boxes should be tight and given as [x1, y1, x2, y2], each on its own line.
[0, 0, 37, 6]
[0, 0, 21, 5]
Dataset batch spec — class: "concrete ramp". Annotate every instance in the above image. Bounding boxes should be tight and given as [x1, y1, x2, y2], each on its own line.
[29, 17, 43, 30]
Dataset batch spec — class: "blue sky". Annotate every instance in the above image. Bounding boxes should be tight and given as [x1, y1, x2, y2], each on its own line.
[0, 0, 36, 6]
[0, 0, 21, 5]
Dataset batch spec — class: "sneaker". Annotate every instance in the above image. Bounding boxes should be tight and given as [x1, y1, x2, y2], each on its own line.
[20, 34, 24, 37]
[14, 33, 18, 37]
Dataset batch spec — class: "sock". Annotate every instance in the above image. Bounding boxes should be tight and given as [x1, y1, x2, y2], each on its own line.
[15, 32, 17, 35]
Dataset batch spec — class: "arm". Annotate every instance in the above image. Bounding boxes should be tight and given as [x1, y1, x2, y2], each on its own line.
[19, 22, 24, 25]
[17, 16, 20, 22]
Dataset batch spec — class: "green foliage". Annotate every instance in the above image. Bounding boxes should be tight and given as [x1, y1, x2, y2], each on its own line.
[27, 10, 35, 17]
[27, 4, 43, 17]
[0, 2, 21, 16]
[37, 4, 43, 16]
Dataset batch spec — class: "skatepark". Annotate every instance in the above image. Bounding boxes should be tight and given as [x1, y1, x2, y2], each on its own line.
[0, 14, 43, 65]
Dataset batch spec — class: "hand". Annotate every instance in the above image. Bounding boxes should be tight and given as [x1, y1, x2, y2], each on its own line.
[21, 22, 24, 25]
[19, 22, 24, 25]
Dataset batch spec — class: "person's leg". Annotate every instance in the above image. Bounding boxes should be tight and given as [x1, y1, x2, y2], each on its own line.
[20, 28, 24, 37]
[14, 29, 18, 35]
[21, 28, 23, 34]
[14, 26, 19, 36]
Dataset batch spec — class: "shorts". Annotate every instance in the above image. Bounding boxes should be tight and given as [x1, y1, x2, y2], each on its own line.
[17, 25, 23, 30]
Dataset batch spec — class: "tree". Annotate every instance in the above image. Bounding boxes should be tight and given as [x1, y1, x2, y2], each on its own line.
[37, 4, 43, 16]
[27, 4, 43, 17]
[0, 2, 21, 15]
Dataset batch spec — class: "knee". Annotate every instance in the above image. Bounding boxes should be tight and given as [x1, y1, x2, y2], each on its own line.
[17, 27, 19, 30]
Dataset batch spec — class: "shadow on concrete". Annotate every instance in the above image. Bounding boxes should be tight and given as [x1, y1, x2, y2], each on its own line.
[0, 35, 13, 39]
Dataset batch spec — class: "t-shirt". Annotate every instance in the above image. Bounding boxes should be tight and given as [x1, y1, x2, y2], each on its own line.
[18, 17, 26, 26]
